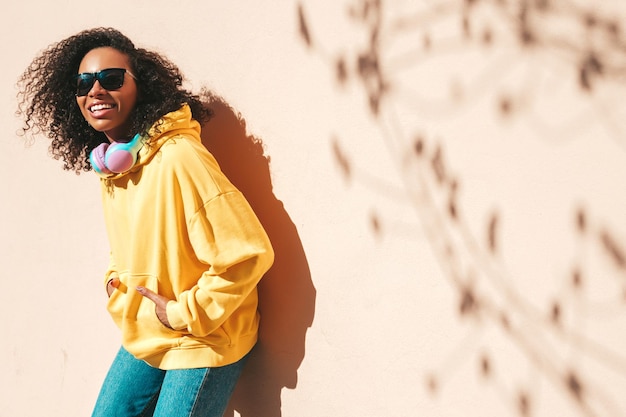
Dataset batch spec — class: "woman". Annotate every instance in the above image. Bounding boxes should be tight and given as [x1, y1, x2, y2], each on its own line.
[17, 27, 274, 417]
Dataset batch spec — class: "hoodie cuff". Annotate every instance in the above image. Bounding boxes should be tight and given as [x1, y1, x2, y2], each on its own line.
[166, 301, 188, 331]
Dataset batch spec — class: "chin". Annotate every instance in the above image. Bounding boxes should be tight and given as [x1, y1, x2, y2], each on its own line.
[90, 122, 117, 134]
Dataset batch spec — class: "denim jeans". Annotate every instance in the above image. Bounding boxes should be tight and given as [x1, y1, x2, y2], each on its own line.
[91, 346, 247, 417]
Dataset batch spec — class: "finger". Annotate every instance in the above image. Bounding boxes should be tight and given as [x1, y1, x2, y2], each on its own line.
[136, 286, 157, 301]
[110, 277, 120, 288]
[136, 286, 168, 307]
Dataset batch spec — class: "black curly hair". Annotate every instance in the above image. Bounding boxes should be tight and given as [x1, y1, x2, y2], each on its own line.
[17, 27, 212, 173]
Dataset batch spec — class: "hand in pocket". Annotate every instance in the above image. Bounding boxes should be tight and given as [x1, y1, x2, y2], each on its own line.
[136, 286, 173, 329]
[107, 277, 120, 297]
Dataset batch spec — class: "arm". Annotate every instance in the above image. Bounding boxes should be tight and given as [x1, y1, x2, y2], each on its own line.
[165, 191, 274, 337]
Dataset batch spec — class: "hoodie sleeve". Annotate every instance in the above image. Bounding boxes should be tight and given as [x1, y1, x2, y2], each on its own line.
[165, 191, 274, 336]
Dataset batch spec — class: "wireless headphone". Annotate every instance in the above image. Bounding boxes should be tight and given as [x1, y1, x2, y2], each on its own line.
[89, 133, 145, 176]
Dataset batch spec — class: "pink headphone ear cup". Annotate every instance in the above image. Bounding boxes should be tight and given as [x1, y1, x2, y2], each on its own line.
[105, 143, 136, 173]
[104, 133, 143, 173]
[90, 143, 112, 175]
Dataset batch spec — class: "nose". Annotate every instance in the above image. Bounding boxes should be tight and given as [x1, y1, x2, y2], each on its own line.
[88, 80, 107, 97]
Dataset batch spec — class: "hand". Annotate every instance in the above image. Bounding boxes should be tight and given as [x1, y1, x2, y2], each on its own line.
[106, 277, 120, 297]
[136, 286, 173, 329]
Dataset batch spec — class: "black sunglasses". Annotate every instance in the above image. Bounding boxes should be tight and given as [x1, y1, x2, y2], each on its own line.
[75, 68, 136, 97]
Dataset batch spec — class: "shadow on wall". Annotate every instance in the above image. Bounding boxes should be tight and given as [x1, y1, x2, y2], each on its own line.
[199, 93, 316, 417]
[298, 1, 626, 416]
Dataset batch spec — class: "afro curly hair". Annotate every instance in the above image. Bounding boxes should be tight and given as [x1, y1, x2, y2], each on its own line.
[17, 27, 212, 173]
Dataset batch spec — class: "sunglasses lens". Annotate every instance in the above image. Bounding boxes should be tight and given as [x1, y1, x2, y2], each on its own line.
[99, 69, 126, 90]
[76, 74, 95, 96]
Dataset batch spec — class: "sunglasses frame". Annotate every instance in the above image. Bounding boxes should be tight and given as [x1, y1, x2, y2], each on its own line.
[74, 68, 137, 97]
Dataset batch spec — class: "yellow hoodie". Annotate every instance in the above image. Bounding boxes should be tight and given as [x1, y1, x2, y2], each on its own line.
[99, 105, 274, 369]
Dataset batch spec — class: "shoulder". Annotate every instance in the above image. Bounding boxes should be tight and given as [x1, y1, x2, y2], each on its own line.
[157, 135, 218, 170]
[154, 135, 236, 194]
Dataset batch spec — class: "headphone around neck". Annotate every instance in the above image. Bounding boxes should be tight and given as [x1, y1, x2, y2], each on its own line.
[89, 133, 144, 176]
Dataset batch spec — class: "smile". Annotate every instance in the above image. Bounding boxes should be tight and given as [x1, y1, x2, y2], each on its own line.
[90, 103, 115, 112]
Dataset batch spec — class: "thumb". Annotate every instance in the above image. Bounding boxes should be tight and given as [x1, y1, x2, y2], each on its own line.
[136, 285, 155, 300]
[136, 286, 166, 306]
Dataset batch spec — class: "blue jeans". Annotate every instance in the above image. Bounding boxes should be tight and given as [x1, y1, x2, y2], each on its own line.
[91, 347, 247, 417]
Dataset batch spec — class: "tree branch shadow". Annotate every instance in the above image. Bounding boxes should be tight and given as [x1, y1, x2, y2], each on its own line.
[199, 92, 316, 417]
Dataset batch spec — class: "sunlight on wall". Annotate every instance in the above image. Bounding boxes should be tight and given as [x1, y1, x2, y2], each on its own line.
[298, 0, 626, 416]
[2, 1, 626, 417]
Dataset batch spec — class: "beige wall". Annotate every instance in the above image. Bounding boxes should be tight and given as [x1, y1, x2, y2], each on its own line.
[3, 1, 626, 416]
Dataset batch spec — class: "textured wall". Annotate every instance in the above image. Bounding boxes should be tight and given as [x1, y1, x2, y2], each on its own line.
[2, 1, 626, 416]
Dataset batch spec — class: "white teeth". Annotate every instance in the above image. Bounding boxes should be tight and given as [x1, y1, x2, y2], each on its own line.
[90, 103, 114, 112]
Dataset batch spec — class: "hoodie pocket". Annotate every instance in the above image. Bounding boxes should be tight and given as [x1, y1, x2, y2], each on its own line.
[107, 274, 156, 322]
[125, 274, 156, 321]
[107, 274, 180, 358]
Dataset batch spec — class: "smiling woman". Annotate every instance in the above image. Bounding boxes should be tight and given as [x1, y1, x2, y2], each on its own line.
[15, 27, 275, 417]
[75, 48, 138, 142]
[16, 27, 211, 173]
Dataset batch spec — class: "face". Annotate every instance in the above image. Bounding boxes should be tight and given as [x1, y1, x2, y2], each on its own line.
[76, 47, 138, 143]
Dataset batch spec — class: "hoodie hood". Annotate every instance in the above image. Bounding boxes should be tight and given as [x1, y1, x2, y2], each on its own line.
[93, 104, 201, 180]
